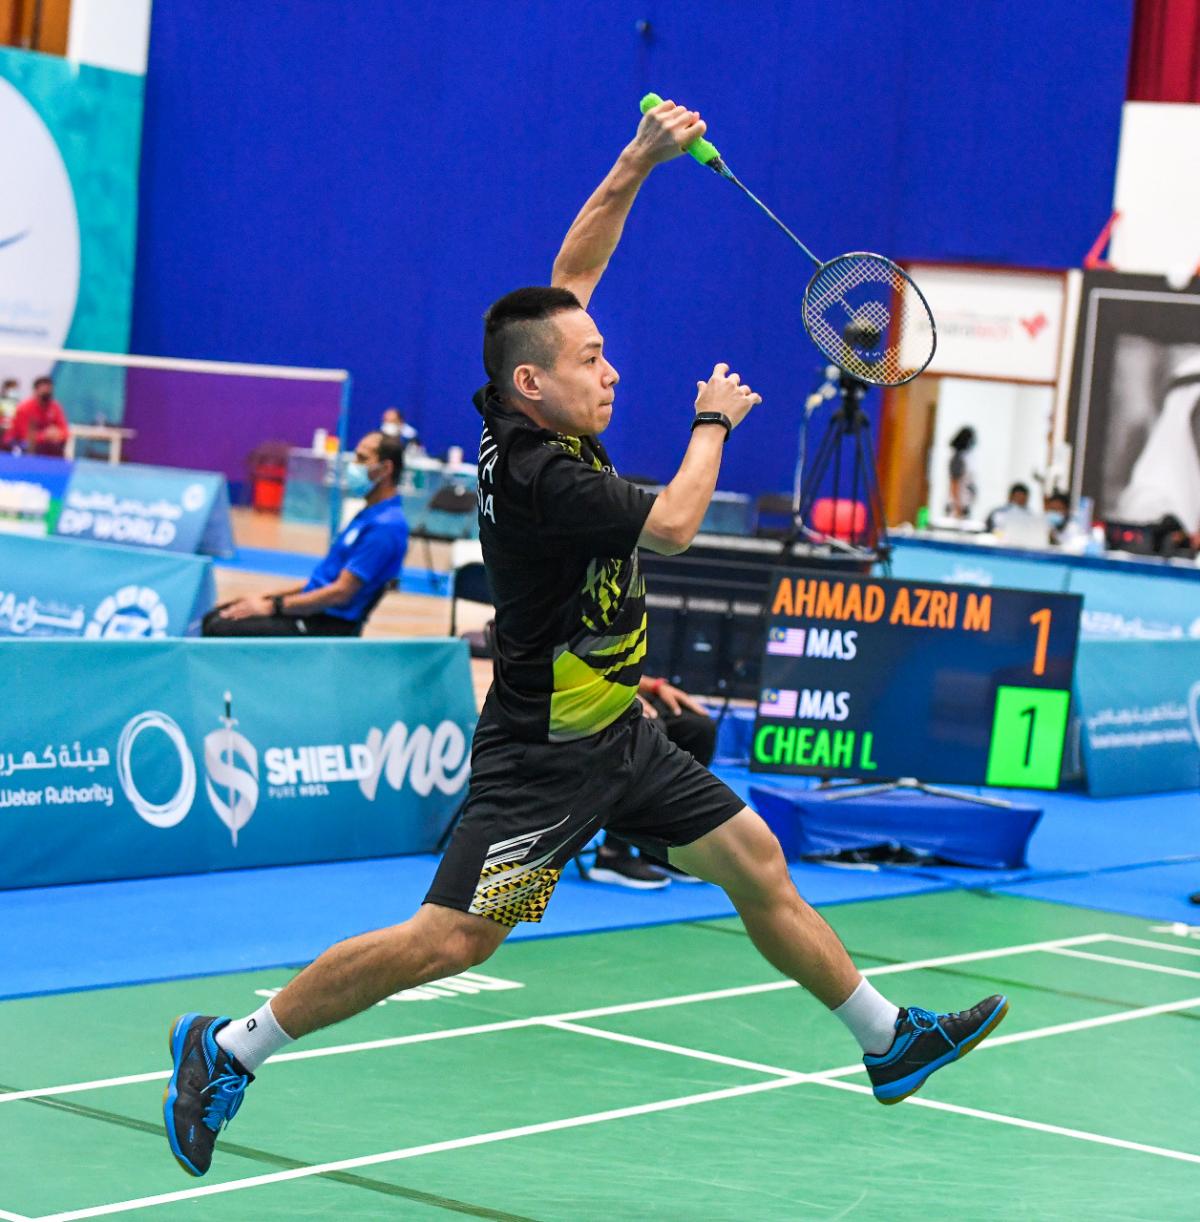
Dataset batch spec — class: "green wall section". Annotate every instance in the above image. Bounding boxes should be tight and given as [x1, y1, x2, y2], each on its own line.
[0, 47, 143, 420]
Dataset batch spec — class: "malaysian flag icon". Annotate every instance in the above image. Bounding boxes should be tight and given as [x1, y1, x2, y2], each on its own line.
[766, 626, 806, 656]
[758, 688, 799, 717]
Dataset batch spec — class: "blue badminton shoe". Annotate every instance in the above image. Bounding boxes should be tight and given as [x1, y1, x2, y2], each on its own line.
[163, 1013, 254, 1176]
[864, 994, 1008, 1104]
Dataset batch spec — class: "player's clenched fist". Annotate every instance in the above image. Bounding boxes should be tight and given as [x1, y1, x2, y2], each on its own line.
[695, 362, 761, 429]
[628, 100, 708, 168]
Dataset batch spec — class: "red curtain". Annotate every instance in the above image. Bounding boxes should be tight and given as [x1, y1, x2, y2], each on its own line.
[1128, 0, 1200, 102]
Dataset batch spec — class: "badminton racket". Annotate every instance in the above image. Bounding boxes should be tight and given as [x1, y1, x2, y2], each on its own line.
[640, 93, 936, 388]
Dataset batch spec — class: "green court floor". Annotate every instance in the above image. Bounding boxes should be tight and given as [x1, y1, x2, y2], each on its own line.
[1, 890, 1197, 1220]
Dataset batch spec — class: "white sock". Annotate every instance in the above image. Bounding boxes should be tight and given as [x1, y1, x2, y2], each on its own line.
[832, 978, 901, 1055]
[215, 1001, 294, 1073]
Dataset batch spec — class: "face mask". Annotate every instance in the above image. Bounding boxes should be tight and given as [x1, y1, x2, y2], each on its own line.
[380, 422, 402, 437]
[1047, 511, 1066, 529]
[344, 461, 377, 498]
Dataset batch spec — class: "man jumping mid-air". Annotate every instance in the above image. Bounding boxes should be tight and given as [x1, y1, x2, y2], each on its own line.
[164, 99, 1008, 1178]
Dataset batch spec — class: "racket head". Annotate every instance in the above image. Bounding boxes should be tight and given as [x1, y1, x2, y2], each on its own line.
[801, 253, 936, 387]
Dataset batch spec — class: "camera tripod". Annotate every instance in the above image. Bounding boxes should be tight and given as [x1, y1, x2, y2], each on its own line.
[789, 368, 891, 567]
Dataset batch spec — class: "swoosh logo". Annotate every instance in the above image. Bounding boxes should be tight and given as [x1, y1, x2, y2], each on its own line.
[0, 229, 30, 252]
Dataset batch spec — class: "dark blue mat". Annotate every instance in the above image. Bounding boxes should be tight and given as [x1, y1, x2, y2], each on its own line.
[725, 767, 1200, 879]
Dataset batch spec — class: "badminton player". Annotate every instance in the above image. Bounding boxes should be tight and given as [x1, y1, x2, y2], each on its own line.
[164, 99, 1008, 1179]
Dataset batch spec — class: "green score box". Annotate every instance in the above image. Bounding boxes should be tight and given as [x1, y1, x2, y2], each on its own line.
[985, 685, 1072, 789]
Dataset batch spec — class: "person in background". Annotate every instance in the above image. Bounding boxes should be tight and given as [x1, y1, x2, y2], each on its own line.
[1044, 489, 1070, 542]
[0, 378, 19, 425]
[985, 482, 1030, 533]
[4, 376, 69, 457]
[203, 431, 407, 637]
[584, 675, 716, 888]
[946, 426, 977, 519]
[380, 406, 420, 451]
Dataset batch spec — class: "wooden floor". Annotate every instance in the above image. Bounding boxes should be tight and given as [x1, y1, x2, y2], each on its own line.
[219, 507, 495, 706]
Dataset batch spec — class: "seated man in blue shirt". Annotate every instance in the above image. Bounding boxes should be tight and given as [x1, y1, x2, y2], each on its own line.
[203, 431, 408, 637]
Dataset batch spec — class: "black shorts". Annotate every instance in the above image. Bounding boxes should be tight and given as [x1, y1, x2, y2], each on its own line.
[425, 705, 744, 927]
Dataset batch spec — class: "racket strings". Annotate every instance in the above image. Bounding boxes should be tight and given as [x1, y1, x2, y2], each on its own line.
[804, 255, 933, 387]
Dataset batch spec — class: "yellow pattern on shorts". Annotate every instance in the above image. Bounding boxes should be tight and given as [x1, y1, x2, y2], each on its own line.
[469, 861, 562, 926]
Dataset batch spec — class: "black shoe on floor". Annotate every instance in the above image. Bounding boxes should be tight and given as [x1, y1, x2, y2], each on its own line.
[644, 857, 705, 884]
[583, 843, 669, 890]
[164, 1013, 254, 1176]
[864, 994, 1008, 1104]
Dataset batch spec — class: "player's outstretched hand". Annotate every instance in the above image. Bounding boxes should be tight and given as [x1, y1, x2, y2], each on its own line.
[629, 100, 707, 168]
[695, 363, 761, 430]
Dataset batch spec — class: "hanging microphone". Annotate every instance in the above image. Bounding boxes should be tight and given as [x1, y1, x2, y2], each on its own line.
[639, 93, 726, 172]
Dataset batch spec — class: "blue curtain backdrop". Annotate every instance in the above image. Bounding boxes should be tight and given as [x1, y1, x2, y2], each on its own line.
[131, 1, 1134, 497]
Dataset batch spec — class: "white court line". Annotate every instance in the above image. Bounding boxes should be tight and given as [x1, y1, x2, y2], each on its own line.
[0, 932, 1110, 1107]
[1101, 933, 1200, 959]
[551, 993, 1200, 1087]
[979, 993, 1200, 1050]
[1047, 946, 1200, 981]
[30, 1077, 810, 1222]
[551, 1007, 1200, 1167]
[0, 1208, 32, 1221]
[543, 1019, 803, 1078]
[32, 988, 1200, 1220]
[818, 1078, 1200, 1167]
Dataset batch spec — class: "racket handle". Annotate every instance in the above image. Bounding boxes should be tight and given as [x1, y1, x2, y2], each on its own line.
[639, 92, 723, 168]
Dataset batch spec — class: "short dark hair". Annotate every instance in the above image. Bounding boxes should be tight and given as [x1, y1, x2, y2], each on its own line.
[33, 376, 52, 390]
[482, 286, 582, 390]
[949, 426, 976, 451]
[371, 431, 405, 483]
[1009, 482, 1030, 498]
[1045, 488, 1070, 509]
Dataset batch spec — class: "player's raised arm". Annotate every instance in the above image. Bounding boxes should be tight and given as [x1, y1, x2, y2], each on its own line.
[551, 100, 706, 309]
[639, 363, 761, 555]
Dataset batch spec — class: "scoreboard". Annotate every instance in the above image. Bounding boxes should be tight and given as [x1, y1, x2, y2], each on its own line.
[751, 569, 1082, 789]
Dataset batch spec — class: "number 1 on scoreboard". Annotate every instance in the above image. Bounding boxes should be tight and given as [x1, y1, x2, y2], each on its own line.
[1030, 607, 1051, 677]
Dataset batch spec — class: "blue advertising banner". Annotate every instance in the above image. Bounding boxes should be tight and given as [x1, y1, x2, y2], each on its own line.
[888, 538, 1071, 593]
[1076, 640, 1200, 797]
[54, 460, 234, 557]
[0, 638, 477, 888]
[0, 532, 213, 638]
[1067, 566, 1200, 642]
[0, 454, 73, 535]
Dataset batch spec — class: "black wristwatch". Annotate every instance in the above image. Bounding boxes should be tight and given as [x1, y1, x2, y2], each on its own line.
[691, 411, 733, 439]
[272, 594, 286, 617]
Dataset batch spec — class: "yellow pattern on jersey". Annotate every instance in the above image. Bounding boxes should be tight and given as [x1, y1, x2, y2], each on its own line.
[544, 435, 648, 742]
[469, 861, 561, 926]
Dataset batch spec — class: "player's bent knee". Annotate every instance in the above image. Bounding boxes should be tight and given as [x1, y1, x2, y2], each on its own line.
[676, 807, 794, 905]
[413, 903, 509, 977]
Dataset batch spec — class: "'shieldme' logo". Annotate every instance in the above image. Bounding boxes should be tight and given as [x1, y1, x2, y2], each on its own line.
[203, 691, 259, 846]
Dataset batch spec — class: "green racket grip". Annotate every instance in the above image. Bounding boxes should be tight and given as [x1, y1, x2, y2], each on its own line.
[639, 92, 723, 168]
